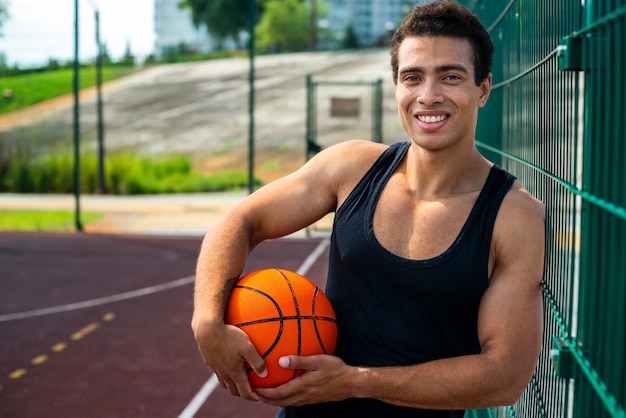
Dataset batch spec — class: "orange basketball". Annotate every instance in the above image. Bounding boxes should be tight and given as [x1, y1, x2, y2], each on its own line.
[225, 268, 338, 388]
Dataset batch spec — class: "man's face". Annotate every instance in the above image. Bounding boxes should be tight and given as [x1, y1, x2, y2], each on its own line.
[393, 36, 491, 152]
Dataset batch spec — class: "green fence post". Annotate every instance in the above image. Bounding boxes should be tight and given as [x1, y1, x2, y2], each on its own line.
[373, 79, 383, 143]
[305, 74, 321, 160]
[247, 0, 256, 195]
[73, 0, 82, 232]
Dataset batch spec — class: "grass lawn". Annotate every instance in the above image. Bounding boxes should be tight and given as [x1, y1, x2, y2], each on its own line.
[0, 210, 103, 232]
[0, 66, 134, 115]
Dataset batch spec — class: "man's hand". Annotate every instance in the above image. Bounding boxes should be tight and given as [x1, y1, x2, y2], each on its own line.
[255, 355, 354, 407]
[193, 319, 267, 401]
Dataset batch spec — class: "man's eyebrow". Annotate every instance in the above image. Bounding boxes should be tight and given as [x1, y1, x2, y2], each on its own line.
[437, 64, 470, 73]
[399, 64, 470, 74]
[399, 66, 423, 74]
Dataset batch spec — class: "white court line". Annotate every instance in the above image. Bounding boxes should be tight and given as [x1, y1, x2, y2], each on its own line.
[0, 275, 195, 322]
[178, 375, 220, 418]
[178, 238, 331, 418]
[295, 239, 330, 277]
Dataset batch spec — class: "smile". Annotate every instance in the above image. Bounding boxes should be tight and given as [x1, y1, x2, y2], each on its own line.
[417, 114, 449, 123]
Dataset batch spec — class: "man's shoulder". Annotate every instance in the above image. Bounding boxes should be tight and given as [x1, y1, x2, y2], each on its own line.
[492, 180, 545, 266]
[315, 139, 390, 177]
[311, 140, 391, 204]
[327, 139, 390, 159]
[502, 180, 545, 221]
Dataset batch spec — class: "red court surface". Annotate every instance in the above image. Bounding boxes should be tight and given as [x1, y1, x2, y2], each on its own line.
[0, 232, 330, 418]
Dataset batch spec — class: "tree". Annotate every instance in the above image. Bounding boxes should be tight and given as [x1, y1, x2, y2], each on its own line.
[119, 41, 135, 66]
[0, 0, 9, 37]
[100, 43, 112, 65]
[255, 0, 309, 53]
[342, 23, 359, 50]
[179, 0, 264, 48]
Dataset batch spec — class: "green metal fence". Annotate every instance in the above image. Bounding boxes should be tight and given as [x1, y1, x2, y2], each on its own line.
[305, 74, 384, 160]
[303, 73, 387, 235]
[463, 1, 626, 417]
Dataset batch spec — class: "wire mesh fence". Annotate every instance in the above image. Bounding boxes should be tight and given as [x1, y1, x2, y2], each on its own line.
[465, 1, 626, 417]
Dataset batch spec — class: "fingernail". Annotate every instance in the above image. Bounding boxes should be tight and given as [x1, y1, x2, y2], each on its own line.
[279, 356, 289, 368]
[257, 369, 268, 378]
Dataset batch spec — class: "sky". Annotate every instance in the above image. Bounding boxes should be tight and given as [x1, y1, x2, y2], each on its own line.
[0, 0, 155, 67]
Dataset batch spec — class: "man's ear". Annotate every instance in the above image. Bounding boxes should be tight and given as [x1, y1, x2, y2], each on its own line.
[478, 73, 492, 108]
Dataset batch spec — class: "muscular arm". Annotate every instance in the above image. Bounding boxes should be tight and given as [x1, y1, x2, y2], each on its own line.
[369, 186, 545, 409]
[191, 140, 385, 400]
[258, 184, 545, 410]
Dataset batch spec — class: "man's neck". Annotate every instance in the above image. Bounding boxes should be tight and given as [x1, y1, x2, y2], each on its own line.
[402, 143, 491, 200]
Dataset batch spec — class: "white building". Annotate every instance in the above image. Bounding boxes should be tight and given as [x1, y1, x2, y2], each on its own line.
[153, 0, 214, 58]
[327, 0, 427, 47]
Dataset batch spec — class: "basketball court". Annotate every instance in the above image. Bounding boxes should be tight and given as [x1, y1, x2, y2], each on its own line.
[0, 232, 330, 417]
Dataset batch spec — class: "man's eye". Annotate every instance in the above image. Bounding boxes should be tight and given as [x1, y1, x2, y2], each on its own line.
[404, 75, 420, 83]
[444, 74, 462, 81]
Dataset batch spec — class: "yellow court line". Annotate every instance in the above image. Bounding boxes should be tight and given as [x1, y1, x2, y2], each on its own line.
[9, 369, 27, 379]
[2, 313, 116, 391]
[31, 355, 48, 365]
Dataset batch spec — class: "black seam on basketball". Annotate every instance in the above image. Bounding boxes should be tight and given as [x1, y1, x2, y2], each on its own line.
[277, 269, 302, 380]
[234, 271, 337, 380]
[233, 284, 284, 360]
[233, 315, 336, 327]
[311, 287, 328, 354]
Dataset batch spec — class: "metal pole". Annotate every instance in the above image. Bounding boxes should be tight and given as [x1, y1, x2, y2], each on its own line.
[248, 0, 255, 195]
[73, 0, 83, 231]
[309, 0, 317, 51]
[305, 74, 312, 160]
[95, 9, 106, 194]
[374, 79, 383, 143]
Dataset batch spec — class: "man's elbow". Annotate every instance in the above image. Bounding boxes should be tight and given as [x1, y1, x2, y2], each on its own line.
[498, 386, 526, 407]
[493, 370, 535, 407]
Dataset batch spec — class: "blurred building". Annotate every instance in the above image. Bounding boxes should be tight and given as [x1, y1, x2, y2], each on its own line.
[153, 0, 214, 59]
[327, 0, 428, 47]
[153, 0, 429, 56]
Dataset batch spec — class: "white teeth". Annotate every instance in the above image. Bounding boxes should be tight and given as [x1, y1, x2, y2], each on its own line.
[418, 115, 447, 123]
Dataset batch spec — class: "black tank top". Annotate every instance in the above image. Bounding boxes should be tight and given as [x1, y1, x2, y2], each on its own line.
[278, 141, 516, 418]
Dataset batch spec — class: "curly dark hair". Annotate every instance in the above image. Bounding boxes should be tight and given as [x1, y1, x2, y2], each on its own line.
[390, 1, 494, 86]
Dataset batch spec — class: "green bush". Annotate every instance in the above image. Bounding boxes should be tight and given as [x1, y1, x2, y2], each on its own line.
[0, 154, 261, 195]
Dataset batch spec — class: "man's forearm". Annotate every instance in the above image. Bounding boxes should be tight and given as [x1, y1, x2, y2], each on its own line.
[193, 214, 253, 325]
[355, 353, 529, 410]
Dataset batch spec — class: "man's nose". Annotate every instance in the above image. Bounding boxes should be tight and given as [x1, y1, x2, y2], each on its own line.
[417, 80, 444, 106]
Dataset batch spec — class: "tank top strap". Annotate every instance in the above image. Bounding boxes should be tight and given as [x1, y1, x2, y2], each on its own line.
[335, 141, 409, 220]
[469, 165, 516, 253]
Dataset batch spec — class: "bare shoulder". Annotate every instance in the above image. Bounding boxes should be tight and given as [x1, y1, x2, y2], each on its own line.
[311, 139, 388, 169]
[491, 180, 545, 282]
[302, 140, 389, 200]
[500, 180, 545, 226]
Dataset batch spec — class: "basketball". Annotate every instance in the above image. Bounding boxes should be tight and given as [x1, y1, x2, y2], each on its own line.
[225, 268, 338, 388]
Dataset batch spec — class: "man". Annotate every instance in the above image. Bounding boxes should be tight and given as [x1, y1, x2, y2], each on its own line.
[192, 1, 545, 417]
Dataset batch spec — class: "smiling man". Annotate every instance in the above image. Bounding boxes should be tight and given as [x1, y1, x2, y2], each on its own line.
[192, 2, 545, 417]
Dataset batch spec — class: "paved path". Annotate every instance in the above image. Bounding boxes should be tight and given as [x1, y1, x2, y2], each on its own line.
[0, 192, 334, 236]
[0, 192, 243, 236]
